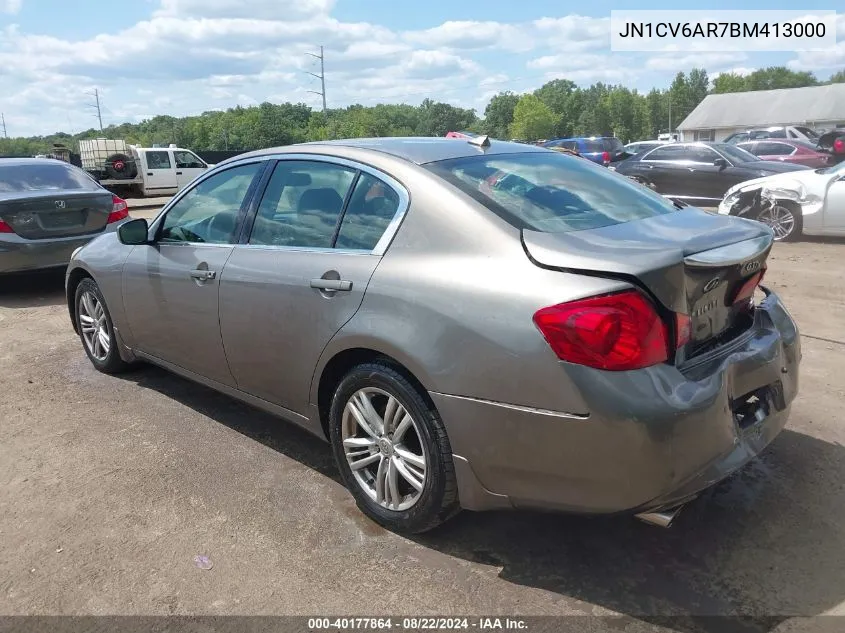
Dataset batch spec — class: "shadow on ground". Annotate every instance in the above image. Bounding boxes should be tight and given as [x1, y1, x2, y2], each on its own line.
[120, 364, 845, 633]
[0, 269, 67, 309]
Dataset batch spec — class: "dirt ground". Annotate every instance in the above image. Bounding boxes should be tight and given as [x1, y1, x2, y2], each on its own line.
[1, 235, 844, 632]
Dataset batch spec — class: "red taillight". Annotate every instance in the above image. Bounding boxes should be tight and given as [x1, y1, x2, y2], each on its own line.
[675, 313, 692, 348]
[833, 138, 845, 154]
[533, 290, 670, 371]
[730, 269, 766, 306]
[0, 219, 15, 234]
[602, 151, 611, 164]
[107, 195, 129, 224]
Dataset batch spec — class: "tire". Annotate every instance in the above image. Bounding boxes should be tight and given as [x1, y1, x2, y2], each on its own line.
[74, 278, 132, 374]
[757, 201, 802, 242]
[329, 362, 460, 534]
[105, 153, 138, 180]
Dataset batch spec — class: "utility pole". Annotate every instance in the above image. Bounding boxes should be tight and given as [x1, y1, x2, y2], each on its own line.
[87, 88, 104, 131]
[1, 113, 7, 139]
[305, 45, 327, 112]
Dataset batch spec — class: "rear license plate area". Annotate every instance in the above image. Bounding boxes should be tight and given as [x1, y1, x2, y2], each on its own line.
[43, 210, 86, 228]
[731, 381, 786, 432]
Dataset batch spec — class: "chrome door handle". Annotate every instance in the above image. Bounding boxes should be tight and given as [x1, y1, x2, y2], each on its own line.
[310, 278, 352, 291]
[190, 269, 216, 281]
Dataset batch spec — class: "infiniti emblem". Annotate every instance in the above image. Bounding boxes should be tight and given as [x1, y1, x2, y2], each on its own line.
[55, 200, 66, 209]
[703, 277, 722, 294]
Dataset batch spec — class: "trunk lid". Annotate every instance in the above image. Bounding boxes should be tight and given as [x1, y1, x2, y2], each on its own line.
[522, 207, 773, 357]
[0, 190, 113, 240]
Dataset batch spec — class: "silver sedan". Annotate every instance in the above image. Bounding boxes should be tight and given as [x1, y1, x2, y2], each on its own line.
[66, 137, 801, 533]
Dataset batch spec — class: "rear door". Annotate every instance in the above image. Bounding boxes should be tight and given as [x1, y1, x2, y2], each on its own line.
[174, 150, 210, 190]
[141, 150, 178, 195]
[0, 162, 112, 239]
[122, 161, 266, 386]
[219, 157, 407, 416]
[638, 144, 688, 194]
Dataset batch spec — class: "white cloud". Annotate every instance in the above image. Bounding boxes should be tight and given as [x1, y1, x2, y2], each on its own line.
[155, 0, 334, 20]
[1, 0, 21, 14]
[711, 67, 757, 79]
[645, 53, 746, 72]
[787, 14, 845, 70]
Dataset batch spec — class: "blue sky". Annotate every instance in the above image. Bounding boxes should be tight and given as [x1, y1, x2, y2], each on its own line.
[0, 0, 842, 136]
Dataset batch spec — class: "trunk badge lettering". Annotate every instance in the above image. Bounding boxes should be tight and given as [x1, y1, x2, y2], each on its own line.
[55, 200, 66, 209]
[692, 299, 718, 317]
[703, 277, 722, 293]
[742, 260, 761, 274]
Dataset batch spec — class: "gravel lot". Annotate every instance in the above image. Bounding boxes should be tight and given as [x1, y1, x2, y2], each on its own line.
[1, 235, 844, 631]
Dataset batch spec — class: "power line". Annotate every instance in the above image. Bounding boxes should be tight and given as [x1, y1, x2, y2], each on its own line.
[305, 45, 327, 112]
[86, 88, 104, 131]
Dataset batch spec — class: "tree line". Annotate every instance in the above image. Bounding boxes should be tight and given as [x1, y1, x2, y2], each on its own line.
[2, 66, 842, 157]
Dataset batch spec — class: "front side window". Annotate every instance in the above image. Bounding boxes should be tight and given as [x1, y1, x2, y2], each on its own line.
[146, 151, 172, 170]
[249, 161, 356, 248]
[174, 151, 206, 169]
[427, 151, 676, 234]
[682, 146, 720, 163]
[643, 144, 686, 161]
[159, 162, 263, 244]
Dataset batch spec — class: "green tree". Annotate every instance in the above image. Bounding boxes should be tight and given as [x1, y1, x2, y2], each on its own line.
[711, 72, 748, 94]
[483, 92, 520, 139]
[509, 94, 556, 140]
[828, 70, 845, 84]
[744, 66, 818, 91]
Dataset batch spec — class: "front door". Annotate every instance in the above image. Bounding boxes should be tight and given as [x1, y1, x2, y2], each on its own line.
[174, 150, 210, 190]
[220, 159, 406, 415]
[142, 149, 178, 195]
[824, 171, 845, 230]
[122, 161, 266, 386]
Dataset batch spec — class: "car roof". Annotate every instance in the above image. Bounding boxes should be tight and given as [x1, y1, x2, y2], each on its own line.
[222, 137, 547, 167]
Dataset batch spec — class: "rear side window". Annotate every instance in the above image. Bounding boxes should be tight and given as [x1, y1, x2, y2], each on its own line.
[643, 144, 685, 160]
[427, 151, 676, 234]
[756, 142, 793, 156]
[581, 139, 604, 152]
[0, 162, 100, 192]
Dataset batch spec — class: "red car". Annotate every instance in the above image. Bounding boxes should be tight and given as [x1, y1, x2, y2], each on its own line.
[737, 139, 832, 168]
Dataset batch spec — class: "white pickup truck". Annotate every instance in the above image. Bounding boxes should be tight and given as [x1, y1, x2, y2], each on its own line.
[78, 139, 213, 197]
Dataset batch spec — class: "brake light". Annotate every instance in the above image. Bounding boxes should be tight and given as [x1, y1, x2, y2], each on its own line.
[107, 195, 129, 224]
[0, 219, 14, 234]
[602, 151, 611, 164]
[834, 138, 845, 154]
[533, 290, 670, 371]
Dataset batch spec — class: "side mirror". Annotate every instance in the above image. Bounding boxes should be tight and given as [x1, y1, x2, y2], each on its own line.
[118, 218, 150, 245]
[714, 158, 728, 169]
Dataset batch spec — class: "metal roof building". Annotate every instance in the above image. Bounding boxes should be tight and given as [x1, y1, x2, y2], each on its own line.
[677, 84, 845, 142]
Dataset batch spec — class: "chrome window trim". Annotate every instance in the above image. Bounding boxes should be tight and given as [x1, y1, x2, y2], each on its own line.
[237, 153, 411, 257]
[148, 153, 411, 257]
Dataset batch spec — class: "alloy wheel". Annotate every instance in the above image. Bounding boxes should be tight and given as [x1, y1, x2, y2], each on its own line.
[757, 204, 796, 241]
[78, 290, 111, 362]
[341, 387, 427, 511]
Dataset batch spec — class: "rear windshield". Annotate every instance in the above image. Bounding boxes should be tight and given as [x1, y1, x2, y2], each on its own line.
[0, 162, 100, 193]
[427, 151, 677, 234]
[581, 138, 623, 153]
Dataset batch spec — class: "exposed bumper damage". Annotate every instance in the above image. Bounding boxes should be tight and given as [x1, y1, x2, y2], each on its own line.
[718, 180, 823, 221]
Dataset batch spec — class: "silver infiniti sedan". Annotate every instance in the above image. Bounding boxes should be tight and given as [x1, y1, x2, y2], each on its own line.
[66, 137, 801, 533]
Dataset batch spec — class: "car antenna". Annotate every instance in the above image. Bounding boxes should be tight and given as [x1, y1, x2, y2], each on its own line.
[467, 134, 491, 148]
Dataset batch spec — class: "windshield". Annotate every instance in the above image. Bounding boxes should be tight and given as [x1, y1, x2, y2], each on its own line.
[716, 144, 759, 163]
[795, 126, 820, 139]
[427, 151, 677, 234]
[0, 162, 100, 193]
